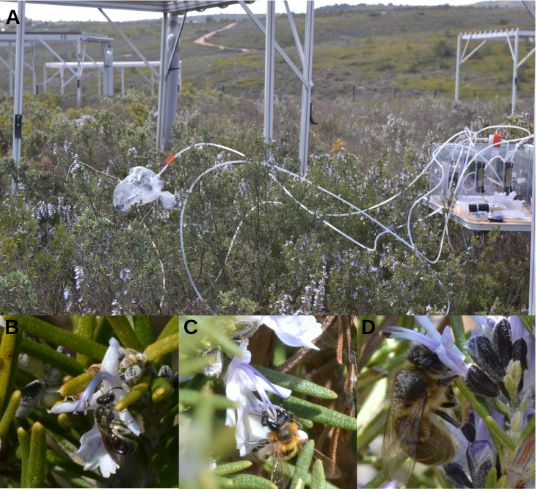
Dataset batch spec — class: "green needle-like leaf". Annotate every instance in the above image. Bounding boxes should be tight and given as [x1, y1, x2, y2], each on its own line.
[179, 388, 237, 410]
[158, 316, 178, 341]
[291, 440, 315, 488]
[71, 316, 95, 367]
[0, 328, 18, 412]
[27, 422, 47, 488]
[282, 396, 357, 431]
[115, 374, 150, 411]
[105, 316, 142, 350]
[132, 316, 154, 349]
[212, 460, 253, 476]
[151, 376, 175, 403]
[145, 332, 179, 361]
[59, 372, 93, 397]
[255, 366, 338, 400]
[0, 389, 21, 440]
[311, 459, 326, 489]
[20, 337, 84, 376]
[17, 427, 30, 488]
[9, 316, 107, 359]
[229, 474, 277, 489]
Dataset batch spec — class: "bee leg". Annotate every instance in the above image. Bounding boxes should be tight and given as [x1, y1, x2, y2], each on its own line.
[433, 408, 460, 428]
[437, 375, 457, 385]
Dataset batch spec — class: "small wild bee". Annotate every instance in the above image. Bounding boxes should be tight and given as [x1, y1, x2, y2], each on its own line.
[382, 345, 459, 487]
[254, 406, 340, 488]
[94, 392, 137, 464]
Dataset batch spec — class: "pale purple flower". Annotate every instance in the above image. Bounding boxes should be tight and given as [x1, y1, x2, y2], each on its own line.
[224, 340, 291, 456]
[384, 317, 469, 376]
[243, 315, 322, 350]
[49, 337, 140, 477]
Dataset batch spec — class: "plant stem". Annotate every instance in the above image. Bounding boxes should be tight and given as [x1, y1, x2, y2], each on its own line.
[455, 378, 516, 450]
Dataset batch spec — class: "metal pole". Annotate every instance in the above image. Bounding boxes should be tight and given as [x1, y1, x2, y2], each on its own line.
[455, 33, 461, 102]
[104, 47, 113, 96]
[156, 12, 167, 148]
[530, 59, 536, 314]
[60, 66, 64, 95]
[76, 39, 81, 105]
[9, 42, 13, 97]
[299, 0, 314, 176]
[12, 0, 25, 195]
[31, 41, 36, 94]
[161, 13, 180, 150]
[512, 29, 519, 114]
[264, 0, 275, 160]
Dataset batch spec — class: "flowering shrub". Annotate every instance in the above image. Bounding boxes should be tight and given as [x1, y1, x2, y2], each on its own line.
[0, 91, 532, 313]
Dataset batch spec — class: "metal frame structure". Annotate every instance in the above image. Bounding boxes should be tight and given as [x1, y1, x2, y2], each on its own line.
[0, 38, 36, 96]
[1, 31, 113, 101]
[239, 0, 315, 174]
[455, 29, 535, 114]
[43, 60, 161, 96]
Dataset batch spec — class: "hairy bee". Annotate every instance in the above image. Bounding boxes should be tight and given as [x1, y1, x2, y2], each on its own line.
[382, 345, 459, 486]
[255, 406, 340, 488]
[94, 392, 137, 464]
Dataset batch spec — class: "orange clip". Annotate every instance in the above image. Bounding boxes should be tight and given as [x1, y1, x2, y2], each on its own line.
[165, 154, 175, 166]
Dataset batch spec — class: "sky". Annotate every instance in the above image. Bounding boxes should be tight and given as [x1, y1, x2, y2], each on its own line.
[0, 0, 487, 23]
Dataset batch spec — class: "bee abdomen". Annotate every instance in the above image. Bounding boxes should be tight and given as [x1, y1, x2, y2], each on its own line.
[415, 424, 456, 465]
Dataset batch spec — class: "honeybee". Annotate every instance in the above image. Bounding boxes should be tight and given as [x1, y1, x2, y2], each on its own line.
[254, 406, 340, 488]
[382, 345, 459, 487]
[94, 392, 137, 464]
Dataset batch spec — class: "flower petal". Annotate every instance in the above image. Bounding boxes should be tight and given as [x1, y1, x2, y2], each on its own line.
[259, 316, 322, 350]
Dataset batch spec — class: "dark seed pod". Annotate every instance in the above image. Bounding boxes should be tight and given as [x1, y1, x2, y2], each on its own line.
[461, 421, 476, 443]
[443, 462, 474, 488]
[473, 459, 493, 489]
[492, 319, 512, 368]
[512, 338, 528, 369]
[466, 366, 498, 397]
[467, 336, 505, 381]
[16, 380, 46, 418]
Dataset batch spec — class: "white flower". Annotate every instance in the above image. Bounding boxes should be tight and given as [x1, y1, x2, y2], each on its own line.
[243, 315, 322, 350]
[49, 338, 141, 477]
[224, 340, 291, 456]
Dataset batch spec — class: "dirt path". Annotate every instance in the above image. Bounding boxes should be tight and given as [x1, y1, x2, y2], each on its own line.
[193, 22, 254, 53]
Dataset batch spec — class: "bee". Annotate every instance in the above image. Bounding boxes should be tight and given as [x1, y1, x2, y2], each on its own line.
[382, 345, 459, 487]
[94, 392, 137, 464]
[254, 406, 340, 488]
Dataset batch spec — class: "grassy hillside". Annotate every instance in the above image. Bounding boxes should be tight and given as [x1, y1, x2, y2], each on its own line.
[0, 3, 533, 106]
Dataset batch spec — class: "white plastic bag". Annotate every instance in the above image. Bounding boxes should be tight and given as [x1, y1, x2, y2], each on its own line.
[113, 166, 176, 212]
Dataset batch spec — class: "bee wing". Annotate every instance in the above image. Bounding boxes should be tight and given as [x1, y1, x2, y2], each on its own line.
[312, 448, 341, 479]
[270, 445, 291, 489]
[382, 395, 426, 485]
